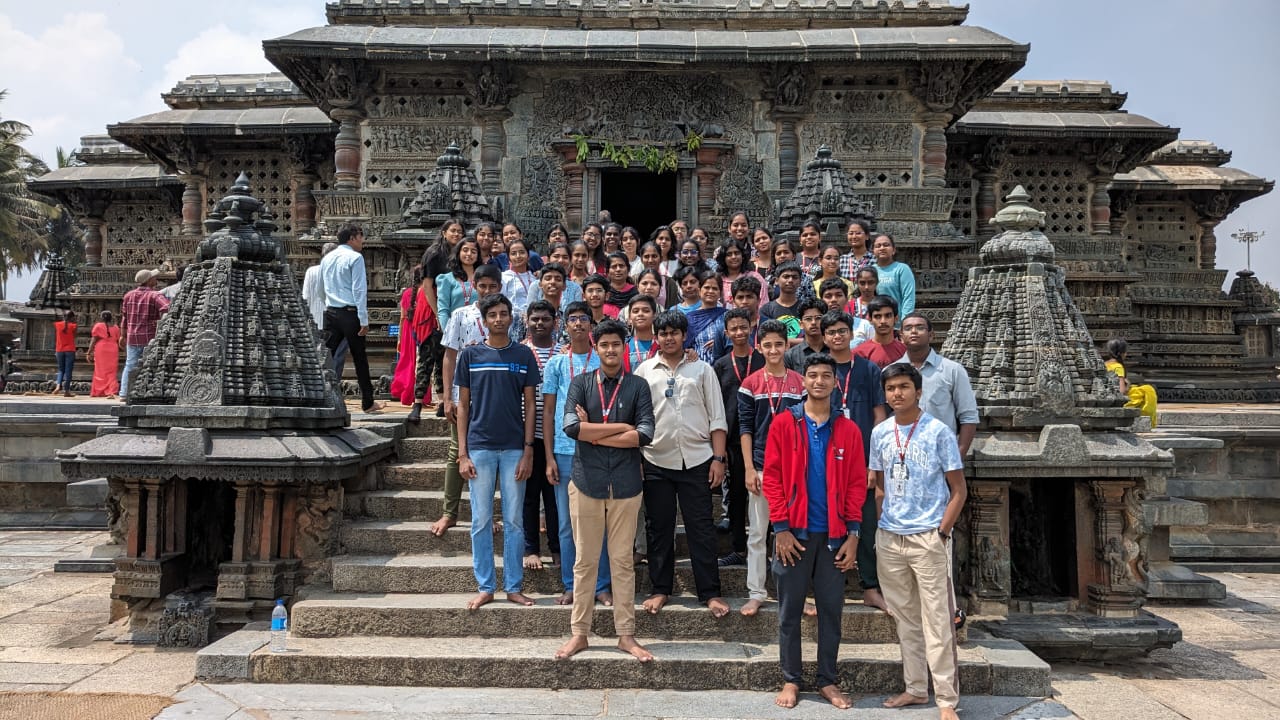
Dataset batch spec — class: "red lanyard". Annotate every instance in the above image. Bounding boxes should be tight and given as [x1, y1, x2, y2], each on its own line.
[835, 363, 852, 407]
[569, 348, 593, 378]
[462, 280, 474, 305]
[731, 351, 757, 384]
[525, 341, 553, 371]
[513, 271, 532, 294]
[765, 372, 789, 416]
[629, 337, 657, 361]
[596, 370, 624, 421]
[893, 416, 921, 465]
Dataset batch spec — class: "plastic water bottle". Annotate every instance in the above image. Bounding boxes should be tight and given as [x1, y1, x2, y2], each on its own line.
[270, 599, 288, 653]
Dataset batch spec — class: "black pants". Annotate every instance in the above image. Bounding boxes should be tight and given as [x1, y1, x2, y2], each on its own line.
[522, 441, 560, 556]
[774, 532, 846, 688]
[324, 307, 375, 411]
[857, 487, 879, 590]
[725, 443, 748, 554]
[643, 458, 721, 602]
[413, 329, 442, 403]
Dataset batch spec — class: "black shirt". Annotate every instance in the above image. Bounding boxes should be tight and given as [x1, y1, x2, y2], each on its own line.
[712, 351, 765, 434]
[784, 342, 826, 373]
[563, 370, 655, 500]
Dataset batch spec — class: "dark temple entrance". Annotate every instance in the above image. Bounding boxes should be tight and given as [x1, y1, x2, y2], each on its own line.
[599, 170, 677, 240]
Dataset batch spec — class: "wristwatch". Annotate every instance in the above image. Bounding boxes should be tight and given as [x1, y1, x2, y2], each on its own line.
[938, 528, 951, 540]
[711, 455, 728, 464]
[525, 441, 537, 448]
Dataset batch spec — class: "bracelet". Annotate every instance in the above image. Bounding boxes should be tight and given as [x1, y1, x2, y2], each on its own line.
[711, 455, 727, 464]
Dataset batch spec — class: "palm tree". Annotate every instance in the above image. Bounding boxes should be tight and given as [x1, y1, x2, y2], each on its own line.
[0, 89, 59, 297]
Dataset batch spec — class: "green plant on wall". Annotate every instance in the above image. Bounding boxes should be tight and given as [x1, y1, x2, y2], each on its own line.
[571, 132, 703, 174]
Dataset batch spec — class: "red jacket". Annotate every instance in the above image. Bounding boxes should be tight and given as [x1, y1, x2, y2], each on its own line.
[762, 405, 867, 545]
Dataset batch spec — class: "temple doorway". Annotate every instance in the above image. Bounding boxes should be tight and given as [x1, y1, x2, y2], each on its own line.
[599, 169, 677, 240]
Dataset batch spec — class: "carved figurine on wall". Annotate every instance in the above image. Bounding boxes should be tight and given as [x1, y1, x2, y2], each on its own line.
[776, 65, 807, 109]
[476, 64, 509, 109]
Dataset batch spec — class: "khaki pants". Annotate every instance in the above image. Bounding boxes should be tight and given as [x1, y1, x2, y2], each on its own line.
[569, 482, 642, 637]
[876, 528, 960, 708]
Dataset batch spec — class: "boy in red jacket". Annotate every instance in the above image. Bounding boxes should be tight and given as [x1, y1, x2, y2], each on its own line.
[763, 353, 867, 710]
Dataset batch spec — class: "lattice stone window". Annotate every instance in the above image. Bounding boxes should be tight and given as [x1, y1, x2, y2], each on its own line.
[1006, 164, 1089, 236]
[207, 156, 294, 235]
[1127, 203, 1197, 268]
[104, 202, 174, 247]
[1243, 326, 1273, 358]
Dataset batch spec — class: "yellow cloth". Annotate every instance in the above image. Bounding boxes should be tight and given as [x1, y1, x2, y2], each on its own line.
[1107, 360, 1158, 427]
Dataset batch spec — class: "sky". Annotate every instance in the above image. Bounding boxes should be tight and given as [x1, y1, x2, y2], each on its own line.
[2, 0, 1276, 300]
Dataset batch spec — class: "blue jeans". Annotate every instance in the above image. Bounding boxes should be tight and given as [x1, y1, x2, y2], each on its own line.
[55, 351, 75, 387]
[119, 345, 146, 398]
[553, 453, 610, 594]
[469, 448, 526, 594]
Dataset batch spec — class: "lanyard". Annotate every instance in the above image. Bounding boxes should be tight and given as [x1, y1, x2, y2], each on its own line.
[629, 337, 657, 361]
[765, 372, 789, 416]
[893, 416, 921, 466]
[461, 280, 474, 306]
[730, 351, 757, 384]
[835, 363, 852, 408]
[525, 341, 554, 371]
[513, 271, 532, 294]
[569, 348, 593, 378]
[596, 370, 624, 420]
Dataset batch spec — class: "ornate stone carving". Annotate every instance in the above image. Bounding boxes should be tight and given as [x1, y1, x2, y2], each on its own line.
[474, 63, 511, 109]
[914, 63, 965, 113]
[157, 595, 213, 648]
[295, 484, 342, 560]
[366, 125, 473, 157]
[366, 94, 472, 120]
[774, 63, 809, 111]
[799, 123, 915, 159]
[773, 147, 875, 239]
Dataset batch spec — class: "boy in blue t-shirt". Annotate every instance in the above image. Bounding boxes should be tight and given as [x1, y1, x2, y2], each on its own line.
[870, 363, 967, 720]
[456, 293, 540, 611]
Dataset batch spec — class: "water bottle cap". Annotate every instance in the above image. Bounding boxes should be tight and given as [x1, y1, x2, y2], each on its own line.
[275, 599, 284, 605]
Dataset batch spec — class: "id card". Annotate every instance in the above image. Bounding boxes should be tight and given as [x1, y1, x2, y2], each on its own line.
[891, 462, 908, 495]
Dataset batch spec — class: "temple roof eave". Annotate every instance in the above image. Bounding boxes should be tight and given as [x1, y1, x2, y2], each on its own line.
[28, 165, 181, 193]
[1111, 165, 1274, 198]
[952, 110, 1178, 140]
[107, 107, 336, 136]
[262, 24, 1030, 65]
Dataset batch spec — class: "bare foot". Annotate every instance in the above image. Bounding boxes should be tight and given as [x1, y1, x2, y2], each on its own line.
[554, 635, 589, 660]
[430, 515, 456, 537]
[524, 553, 544, 570]
[643, 593, 669, 615]
[707, 597, 731, 618]
[883, 692, 929, 709]
[740, 599, 765, 617]
[863, 587, 890, 614]
[804, 602, 817, 617]
[775, 682, 800, 709]
[506, 591, 535, 606]
[466, 592, 494, 611]
[617, 635, 654, 663]
[596, 591, 614, 607]
[939, 707, 959, 720]
[555, 591, 574, 606]
[819, 684, 853, 709]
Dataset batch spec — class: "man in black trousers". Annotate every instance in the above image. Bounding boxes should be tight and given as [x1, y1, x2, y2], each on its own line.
[320, 222, 383, 412]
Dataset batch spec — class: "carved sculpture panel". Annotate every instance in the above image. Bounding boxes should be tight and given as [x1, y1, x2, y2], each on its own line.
[205, 155, 296, 235]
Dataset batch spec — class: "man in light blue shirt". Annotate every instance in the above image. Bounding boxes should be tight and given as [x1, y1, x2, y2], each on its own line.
[321, 223, 383, 413]
[891, 312, 979, 456]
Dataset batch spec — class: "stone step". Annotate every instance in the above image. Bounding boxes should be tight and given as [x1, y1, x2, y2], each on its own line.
[396, 436, 451, 462]
[381, 462, 448, 490]
[330, 554, 866, 600]
[208, 634, 1049, 696]
[290, 592, 898, 643]
[345, 489, 487, 521]
[403, 416, 451, 437]
[342, 519, 733, 557]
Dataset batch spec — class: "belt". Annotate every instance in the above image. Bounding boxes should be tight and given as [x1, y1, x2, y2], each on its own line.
[327, 306, 359, 312]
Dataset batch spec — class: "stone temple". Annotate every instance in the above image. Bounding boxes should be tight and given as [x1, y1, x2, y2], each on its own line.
[24, 0, 1275, 404]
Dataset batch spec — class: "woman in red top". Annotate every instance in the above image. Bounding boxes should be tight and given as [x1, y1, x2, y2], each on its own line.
[87, 311, 121, 398]
[53, 310, 77, 397]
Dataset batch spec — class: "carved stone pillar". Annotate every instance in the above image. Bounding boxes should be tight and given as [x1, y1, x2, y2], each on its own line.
[1089, 176, 1112, 235]
[695, 148, 723, 228]
[81, 218, 106, 267]
[974, 172, 999, 238]
[775, 115, 801, 192]
[1087, 480, 1146, 618]
[1109, 191, 1134, 238]
[967, 480, 1011, 615]
[331, 109, 365, 191]
[1192, 192, 1234, 271]
[180, 176, 205, 236]
[562, 160, 584, 234]
[259, 483, 282, 560]
[919, 112, 952, 188]
[479, 111, 510, 196]
[292, 172, 318, 233]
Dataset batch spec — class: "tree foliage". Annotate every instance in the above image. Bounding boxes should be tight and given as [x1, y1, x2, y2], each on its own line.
[0, 89, 61, 296]
[571, 132, 703, 174]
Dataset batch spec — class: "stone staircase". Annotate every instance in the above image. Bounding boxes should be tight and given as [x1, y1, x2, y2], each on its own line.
[199, 416, 1051, 696]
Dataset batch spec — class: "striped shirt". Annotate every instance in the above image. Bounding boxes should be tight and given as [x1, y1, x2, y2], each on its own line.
[737, 368, 806, 470]
[526, 342, 559, 439]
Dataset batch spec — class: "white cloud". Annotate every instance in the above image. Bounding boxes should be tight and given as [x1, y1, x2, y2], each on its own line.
[0, 12, 142, 164]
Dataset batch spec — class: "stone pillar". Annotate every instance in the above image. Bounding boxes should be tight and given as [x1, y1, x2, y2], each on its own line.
[180, 176, 205, 236]
[975, 172, 999, 238]
[967, 480, 1011, 615]
[695, 148, 723, 228]
[331, 109, 364, 191]
[1087, 480, 1145, 618]
[1197, 220, 1220, 270]
[81, 217, 106, 267]
[919, 112, 952, 188]
[1109, 191, 1133, 238]
[563, 160, 584, 234]
[292, 171, 318, 233]
[1089, 176, 1112, 235]
[479, 111, 510, 196]
[775, 114, 801, 192]
[259, 483, 282, 560]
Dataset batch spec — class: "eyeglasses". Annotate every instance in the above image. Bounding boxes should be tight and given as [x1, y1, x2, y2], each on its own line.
[566, 314, 592, 323]
[679, 249, 700, 256]
[665, 377, 676, 398]
[824, 328, 851, 337]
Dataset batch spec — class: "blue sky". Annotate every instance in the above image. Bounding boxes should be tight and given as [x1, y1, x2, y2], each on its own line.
[2, 0, 1276, 299]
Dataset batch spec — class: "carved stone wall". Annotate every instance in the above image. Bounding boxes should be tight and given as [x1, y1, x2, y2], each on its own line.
[363, 91, 477, 193]
[103, 201, 174, 269]
[205, 154, 297, 235]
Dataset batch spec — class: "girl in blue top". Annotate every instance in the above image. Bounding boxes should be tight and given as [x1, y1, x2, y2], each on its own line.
[436, 236, 481, 332]
[871, 233, 916, 322]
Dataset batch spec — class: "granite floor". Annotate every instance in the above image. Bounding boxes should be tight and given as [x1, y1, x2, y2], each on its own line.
[1, 529, 1278, 718]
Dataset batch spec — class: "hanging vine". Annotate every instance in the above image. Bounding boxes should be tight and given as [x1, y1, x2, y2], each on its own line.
[571, 132, 703, 174]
